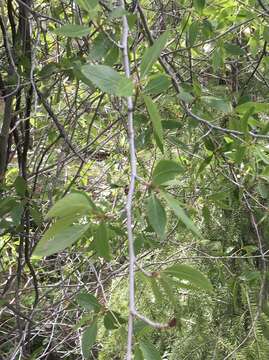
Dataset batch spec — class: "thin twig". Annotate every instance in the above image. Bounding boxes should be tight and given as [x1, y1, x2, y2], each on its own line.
[120, 2, 137, 358]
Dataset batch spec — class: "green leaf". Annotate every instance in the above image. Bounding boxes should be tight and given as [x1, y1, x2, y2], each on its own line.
[103, 311, 126, 330]
[146, 194, 166, 238]
[30, 206, 43, 226]
[224, 43, 244, 56]
[81, 321, 97, 359]
[240, 106, 255, 132]
[236, 102, 269, 113]
[0, 197, 18, 216]
[201, 96, 233, 113]
[104, 46, 119, 66]
[152, 159, 183, 185]
[94, 222, 111, 260]
[14, 176, 27, 197]
[10, 205, 23, 226]
[143, 95, 164, 152]
[74, 0, 99, 13]
[134, 346, 144, 360]
[263, 26, 269, 42]
[188, 21, 199, 47]
[140, 31, 169, 78]
[46, 193, 92, 219]
[32, 223, 89, 257]
[162, 120, 182, 129]
[202, 19, 213, 37]
[144, 74, 171, 95]
[159, 274, 178, 307]
[256, 148, 269, 165]
[178, 88, 194, 103]
[212, 47, 224, 72]
[150, 278, 163, 303]
[193, 0, 205, 12]
[139, 340, 161, 360]
[261, 315, 269, 340]
[81, 64, 133, 96]
[197, 154, 213, 175]
[89, 33, 111, 62]
[257, 182, 269, 199]
[109, 7, 128, 18]
[39, 63, 59, 78]
[161, 192, 201, 238]
[0, 298, 7, 307]
[53, 24, 91, 38]
[74, 313, 94, 330]
[76, 292, 101, 312]
[164, 264, 213, 292]
[134, 320, 150, 336]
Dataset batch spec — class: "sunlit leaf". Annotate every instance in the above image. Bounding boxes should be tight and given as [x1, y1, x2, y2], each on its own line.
[164, 264, 213, 292]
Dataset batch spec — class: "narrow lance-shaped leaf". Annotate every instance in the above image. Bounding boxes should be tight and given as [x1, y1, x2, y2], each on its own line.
[146, 194, 166, 238]
[140, 31, 169, 78]
[161, 191, 201, 238]
[236, 102, 269, 114]
[163, 263, 213, 292]
[53, 24, 91, 37]
[144, 95, 164, 153]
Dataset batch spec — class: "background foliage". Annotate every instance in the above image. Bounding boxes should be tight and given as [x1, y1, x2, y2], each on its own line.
[1, 0, 269, 359]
